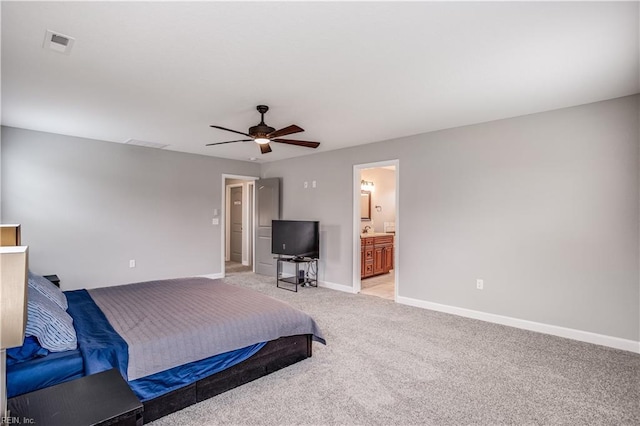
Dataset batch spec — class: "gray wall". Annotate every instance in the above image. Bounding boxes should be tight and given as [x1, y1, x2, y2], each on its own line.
[262, 95, 640, 341]
[2, 96, 638, 341]
[1, 127, 260, 289]
[0, 128, 2, 221]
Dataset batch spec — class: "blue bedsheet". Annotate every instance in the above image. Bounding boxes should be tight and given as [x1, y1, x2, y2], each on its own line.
[8, 289, 267, 402]
[66, 290, 129, 377]
[129, 341, 265, 401]
[6, 348, 83, 398]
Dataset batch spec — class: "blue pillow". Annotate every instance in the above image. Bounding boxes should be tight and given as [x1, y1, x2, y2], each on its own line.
[6, 336, 48, 365]
[26, 287, 77, 352]
[28, 271, 68, 310]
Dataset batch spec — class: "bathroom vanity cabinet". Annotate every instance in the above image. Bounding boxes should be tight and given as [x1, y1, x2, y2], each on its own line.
[361, 234, 394, 279]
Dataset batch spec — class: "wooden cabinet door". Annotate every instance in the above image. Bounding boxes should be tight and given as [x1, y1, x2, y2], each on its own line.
[383, 245, 394, 272]
[373, 246, 385, 275]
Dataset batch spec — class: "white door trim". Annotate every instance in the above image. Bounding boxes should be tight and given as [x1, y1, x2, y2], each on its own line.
[225, 183, 243, 263]
[221, 174, 259, 277]
[247, 181, 255, 270]
[353, 160, 400, 300]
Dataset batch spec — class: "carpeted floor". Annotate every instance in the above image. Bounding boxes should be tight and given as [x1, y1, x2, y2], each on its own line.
[225, 261, 253, 275]
[150, 271, 640, 425]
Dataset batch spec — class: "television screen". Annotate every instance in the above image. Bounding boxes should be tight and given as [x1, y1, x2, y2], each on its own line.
[272, 220, 320, 259]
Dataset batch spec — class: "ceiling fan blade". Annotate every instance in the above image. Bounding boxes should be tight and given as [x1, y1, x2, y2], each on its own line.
[205, 139, 253, 146]
[259, 143, 272, 154]
[267, 125, 304, 139]
[209, 125, 252, 138]
[271, 139, 320, 149]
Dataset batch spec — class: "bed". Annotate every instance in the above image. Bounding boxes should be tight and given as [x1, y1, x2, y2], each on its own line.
[7, 275, 325, 423]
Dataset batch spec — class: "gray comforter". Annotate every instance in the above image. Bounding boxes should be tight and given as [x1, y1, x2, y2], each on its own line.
[88, 277, 325, 380]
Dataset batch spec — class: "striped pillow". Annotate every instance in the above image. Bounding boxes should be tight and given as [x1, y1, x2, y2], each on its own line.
[26, 287, 77, 352]
[28, 271, 68, 310]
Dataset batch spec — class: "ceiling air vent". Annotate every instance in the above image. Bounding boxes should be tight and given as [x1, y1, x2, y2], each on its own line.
[43, 30, 75, 55]
[124, 139, 169, 149]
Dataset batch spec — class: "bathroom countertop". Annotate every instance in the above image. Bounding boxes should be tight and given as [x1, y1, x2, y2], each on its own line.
[360, 232, 394, 238]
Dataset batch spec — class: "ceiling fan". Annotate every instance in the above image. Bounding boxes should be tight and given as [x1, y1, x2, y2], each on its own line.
[206, 105, 320, 154]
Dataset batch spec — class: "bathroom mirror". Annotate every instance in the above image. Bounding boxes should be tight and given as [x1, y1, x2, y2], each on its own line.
[361, 191, 371, 220]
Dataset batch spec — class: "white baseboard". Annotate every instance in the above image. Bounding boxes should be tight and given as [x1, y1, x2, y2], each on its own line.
[198, 273, 224, 280]
[318, 280, 358, 294]
[197, 269, 640, 353]
[397, 296, 640, 354]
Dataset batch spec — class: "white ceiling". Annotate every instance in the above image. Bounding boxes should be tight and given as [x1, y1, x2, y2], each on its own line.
[2, 1, 638, 163]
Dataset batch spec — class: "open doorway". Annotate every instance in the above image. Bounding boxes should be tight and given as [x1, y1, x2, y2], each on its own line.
[353, 160, 399, 300]
[222, 175, 257, 277]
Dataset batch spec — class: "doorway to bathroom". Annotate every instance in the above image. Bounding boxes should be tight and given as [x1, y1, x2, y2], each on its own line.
[353, 160, 399, 300]
[223, 176, 256, 276]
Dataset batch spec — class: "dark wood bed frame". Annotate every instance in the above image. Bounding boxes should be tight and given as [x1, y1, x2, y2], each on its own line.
[142, 334, 312, 423]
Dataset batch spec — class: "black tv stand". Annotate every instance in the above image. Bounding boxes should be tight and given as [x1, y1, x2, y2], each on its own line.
[275, 256, 318, 292]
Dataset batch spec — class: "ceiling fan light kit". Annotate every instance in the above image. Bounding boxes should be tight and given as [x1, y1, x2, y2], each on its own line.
[207, 105, 320, 154]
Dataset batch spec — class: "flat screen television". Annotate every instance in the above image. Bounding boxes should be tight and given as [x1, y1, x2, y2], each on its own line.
[272, 220, 320, 259]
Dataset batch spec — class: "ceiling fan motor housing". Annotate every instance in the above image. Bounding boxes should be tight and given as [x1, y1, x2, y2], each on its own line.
[249, 124, 275, 139]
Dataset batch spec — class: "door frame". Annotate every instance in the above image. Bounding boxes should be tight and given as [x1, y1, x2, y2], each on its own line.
[221, 174, 259, 277]
[225, 183, 243, 263]
[352, 160, 400, 300]
[247, 181, 255, 269]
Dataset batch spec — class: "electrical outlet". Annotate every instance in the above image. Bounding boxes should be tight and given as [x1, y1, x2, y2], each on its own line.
[304, 181, 308, 188]
[476, 279, 484, 290]
[129, 259, 136, 268]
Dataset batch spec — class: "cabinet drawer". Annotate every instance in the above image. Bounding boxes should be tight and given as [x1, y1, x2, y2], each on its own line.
[364, 249, 374, 260]
[362, 237, 374, 247]
[374, 235, 394, 245]
[364, 262, 374, 275]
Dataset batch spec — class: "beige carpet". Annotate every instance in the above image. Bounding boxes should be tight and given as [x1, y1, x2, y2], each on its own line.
[150, 271, 640, 425]
[225, 261, 252, 275]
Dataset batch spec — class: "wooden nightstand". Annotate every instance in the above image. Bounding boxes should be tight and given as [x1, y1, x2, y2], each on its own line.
[7, 369, 143, 426]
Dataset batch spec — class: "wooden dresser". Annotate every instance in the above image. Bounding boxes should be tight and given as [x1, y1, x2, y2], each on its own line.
[361, 234, 394, 279]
